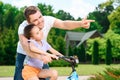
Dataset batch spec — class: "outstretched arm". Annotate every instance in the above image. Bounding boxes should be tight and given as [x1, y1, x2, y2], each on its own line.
[54, 17, 95, 30]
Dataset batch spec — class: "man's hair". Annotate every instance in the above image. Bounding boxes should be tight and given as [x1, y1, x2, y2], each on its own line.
[24, 24, 35, 39]
[24, 6, 41, 22]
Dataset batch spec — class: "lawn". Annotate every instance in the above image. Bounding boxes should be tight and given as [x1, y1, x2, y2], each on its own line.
[0, 64, 120, 77]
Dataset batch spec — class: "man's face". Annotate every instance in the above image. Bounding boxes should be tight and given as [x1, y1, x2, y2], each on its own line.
[29, 11, 44, 29]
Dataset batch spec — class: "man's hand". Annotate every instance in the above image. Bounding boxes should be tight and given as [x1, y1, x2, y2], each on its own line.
[81, 17, 95, 29]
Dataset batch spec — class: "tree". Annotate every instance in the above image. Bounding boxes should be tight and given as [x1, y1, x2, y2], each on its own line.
[3, 28, 17, 65]
[55, 10, 74, 20]
[14, 7, 25, 27]
[0, 1, 4, 30]
[105, 30, 120, 63]
[0, 32, 6, 64]
[79, 44, 86, 62]
[37, 3, 55, 16]
[68, 46, 74, 56]
[99, 0, 120, 34]
[108, 6, 120, 34]
[76, 46, 81, 62]
[4, 4, 18, 29]
[106, 39, 112, 65]
[56, 36, 66, 55]
[88, 1, 114, 33]
[92, 41, 99, 65]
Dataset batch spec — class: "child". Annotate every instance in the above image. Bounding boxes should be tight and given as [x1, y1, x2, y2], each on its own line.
[22, 24, 63, 80]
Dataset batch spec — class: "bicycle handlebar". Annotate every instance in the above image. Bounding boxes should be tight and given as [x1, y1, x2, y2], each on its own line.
[58, 56, 78, 66]
[52, 55, 78, 67]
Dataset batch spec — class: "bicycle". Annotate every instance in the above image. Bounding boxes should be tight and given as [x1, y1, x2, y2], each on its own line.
[40, 56, 79, 80]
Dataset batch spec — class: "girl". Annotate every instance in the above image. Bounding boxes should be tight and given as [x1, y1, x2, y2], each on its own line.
[22, 24, 63, 80]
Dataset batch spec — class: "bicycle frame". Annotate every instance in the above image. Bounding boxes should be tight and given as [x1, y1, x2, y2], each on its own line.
[59, 56, 79, 80]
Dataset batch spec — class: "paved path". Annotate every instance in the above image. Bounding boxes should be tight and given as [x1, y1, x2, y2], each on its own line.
[0, 76, 91, 80]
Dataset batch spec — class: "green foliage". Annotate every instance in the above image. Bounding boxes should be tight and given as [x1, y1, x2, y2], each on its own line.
[0, 36, 6, 65]
[68, 45, 86, 63]
[55, 36, 66, 55]
[49, 59, 71, 67]
[105, 30, 120, 61]
[14, 8, 25, 26]
[75, 47, 81, 62]
[48, 29, 66, 55]
[87, 29, 120, 64]
[88, 0, 114, 33]
[106, 39, 112, 65]
[68, 46, 74, 56]
[92, 41, 99, 65]
[55, 10, 74, 20]
[78, 44, 86, 62]
[37, 3, 55, 16]
[88, 67, 120, 80]
[87, 38, 106, 59]
[108, 6, 120, 34]
[2, 28, 17, 65]
[81, 44, 86, 62]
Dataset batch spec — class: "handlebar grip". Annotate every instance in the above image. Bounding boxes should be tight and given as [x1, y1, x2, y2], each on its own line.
[51, 57, 57, 60]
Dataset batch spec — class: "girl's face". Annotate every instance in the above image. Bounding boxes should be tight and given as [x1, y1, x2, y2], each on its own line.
[29, 11, 44, 29]
[31, 26, 43, 41]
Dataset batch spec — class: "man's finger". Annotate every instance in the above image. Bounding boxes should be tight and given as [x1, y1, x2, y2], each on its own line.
[87, 20, 95, 22]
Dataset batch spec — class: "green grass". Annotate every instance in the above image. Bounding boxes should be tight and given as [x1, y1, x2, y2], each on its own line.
[0, 64, 120, 77]
[0, 66, 15, 77]
[53, 64, 120, 76]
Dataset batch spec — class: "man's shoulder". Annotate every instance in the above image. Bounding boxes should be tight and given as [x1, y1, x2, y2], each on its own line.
[43, 16, 56, 25]
[43, 16, 52, 18]
[43, 16, 56, 20]
[19, 20, 28, 27]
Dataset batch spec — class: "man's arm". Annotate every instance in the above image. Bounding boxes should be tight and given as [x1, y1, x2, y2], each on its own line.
[19, 34, 52, 63]
[53, 18, 95, 30]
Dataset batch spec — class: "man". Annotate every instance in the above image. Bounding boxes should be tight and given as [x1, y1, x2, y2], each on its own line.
[14, 6, 95, 80]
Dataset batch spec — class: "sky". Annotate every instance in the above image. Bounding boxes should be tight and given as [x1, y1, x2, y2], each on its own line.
[1, 0, 107, 19]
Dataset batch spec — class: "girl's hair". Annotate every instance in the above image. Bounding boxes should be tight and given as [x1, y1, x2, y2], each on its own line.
[24, 6, 41, 22]
[24, 24, 35, 39]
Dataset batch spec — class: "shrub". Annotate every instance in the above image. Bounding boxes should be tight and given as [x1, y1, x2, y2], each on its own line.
[92, 41, 99, 65]
[49, 59, 71, 67]
[49, 59, 78, 67]
[106, 39, 112, 65]
[88, 67, 120, 80]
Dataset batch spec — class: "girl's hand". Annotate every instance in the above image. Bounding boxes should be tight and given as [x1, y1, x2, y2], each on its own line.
[49, 54, 59, 60]
[41, 55, 52, 64]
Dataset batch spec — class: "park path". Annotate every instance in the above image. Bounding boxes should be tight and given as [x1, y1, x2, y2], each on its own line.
[0, 76, 91, 80]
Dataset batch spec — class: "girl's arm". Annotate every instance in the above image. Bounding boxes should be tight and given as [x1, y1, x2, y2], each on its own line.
[29, 41, 58, 58]
[29, 41, 47, 55]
